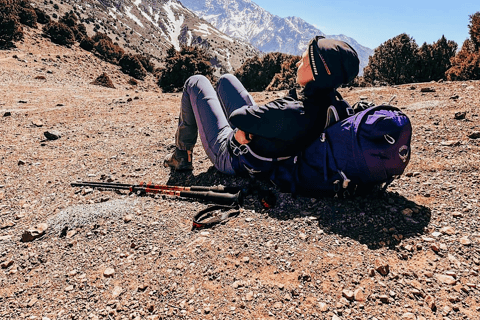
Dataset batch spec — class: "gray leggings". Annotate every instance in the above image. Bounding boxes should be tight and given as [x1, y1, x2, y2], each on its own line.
[174, 74, 255, 175]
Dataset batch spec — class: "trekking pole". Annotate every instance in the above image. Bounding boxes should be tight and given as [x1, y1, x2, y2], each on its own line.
[71, 181, 242, 193]
[71, 181, 243, 206]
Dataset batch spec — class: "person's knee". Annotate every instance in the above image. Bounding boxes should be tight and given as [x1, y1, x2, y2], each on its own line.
[217, 73, 237, 91]
[184, 74, 209, 88]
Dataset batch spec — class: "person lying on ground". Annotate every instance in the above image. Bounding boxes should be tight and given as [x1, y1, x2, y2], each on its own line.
[164, 36, 359, 178]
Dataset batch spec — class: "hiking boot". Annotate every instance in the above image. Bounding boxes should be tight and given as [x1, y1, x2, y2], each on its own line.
[164, 148, 193, 171]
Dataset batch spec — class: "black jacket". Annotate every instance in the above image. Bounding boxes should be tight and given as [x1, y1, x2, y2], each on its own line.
[229, 85, 332, 158]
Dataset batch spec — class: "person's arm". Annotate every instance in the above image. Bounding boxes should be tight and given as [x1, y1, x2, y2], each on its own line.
[234, 129, 253, 144]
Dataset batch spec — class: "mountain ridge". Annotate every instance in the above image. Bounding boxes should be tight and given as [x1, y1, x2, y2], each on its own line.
[179, 0, 373, 73]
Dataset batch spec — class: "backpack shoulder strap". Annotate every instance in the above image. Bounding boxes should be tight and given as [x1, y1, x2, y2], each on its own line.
[324, 90, 355, 129]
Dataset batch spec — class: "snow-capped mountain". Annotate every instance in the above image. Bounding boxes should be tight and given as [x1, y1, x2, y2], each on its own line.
[180, 0, 373, 73]
[33, 0, 259, 72]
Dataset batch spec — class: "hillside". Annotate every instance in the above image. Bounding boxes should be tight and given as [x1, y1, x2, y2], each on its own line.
[30, 0, 260, 72]
[1, 27, 480, 320]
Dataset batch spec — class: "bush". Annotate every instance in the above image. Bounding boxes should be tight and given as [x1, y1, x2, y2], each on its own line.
[0, 0, 24, 47]
[265, 55, 300, 91]
[43, 21, 75, 46]
[119, 54, 147, 80]
[363, 33, 419, 85]
[18, 7, 37, 28]
[157, 45, 215, 93]
[91, 72, 115, 89]
[93, 38, 124, 64]
[34, 7, 50, 24]
[446, 12, 480, 81]
[235, 52, 294, 91]
[79, 35, 94, 51]
[59, 11, 86, 41]
[134, 54, 155, 73]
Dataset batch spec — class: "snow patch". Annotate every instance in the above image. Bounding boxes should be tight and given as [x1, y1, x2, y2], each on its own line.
[125, 6, 144, 28]
[163, 0, 185, 50]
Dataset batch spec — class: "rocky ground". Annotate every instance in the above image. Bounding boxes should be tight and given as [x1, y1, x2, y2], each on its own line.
[1, 27, 480, 320]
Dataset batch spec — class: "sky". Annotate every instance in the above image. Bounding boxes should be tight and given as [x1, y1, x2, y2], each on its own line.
[251, 0, 478, 50]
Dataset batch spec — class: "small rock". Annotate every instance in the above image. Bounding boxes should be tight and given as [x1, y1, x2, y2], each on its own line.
[3, 111, 11, 117]
[18, 159, 26, 165]
[64, 285, 74, 292]
[440, 140, 460, 147]
[66, 230, 76, 239]
[460, 237, 472, 246]
[318, 302, 328, 312]
[44, 130, 62, 140]
[124, 214, 133, 223]
[273, 302, 283, 309]
[1, 260, 14, 269]
[32, 119, 44, 127]
[103, 267, 115, 278]
[111, 286, 122, 298]
[342, 289, 354, 301]
[245, 291, 254, 301]
[21, 223, 48, 242]
[440, 226, 455, 235]
[468, 131, 480, 139]
[401, 313, 416, 320]
[425, 295, 436, 310]
[452, 212, 463, 218]
[375, 259, 390, 276]
[368, 268, 375, 277]
[299, 233, 308, 241]
[242, 256, 250, 263]
[454, 111, 465, 119]
[204, 306, 211, 314]
[450, 95, 460, 100]
[436, 274, 456, 285]
[431, 243, 440, 252]
[354, 288, 366, 302]
[378, 295, 390, 303]
[420, 87, 436, 92]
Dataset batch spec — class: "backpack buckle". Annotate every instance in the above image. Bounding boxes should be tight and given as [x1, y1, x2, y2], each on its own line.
[347, 108, 355, 116]
[320, 133, 326, 142]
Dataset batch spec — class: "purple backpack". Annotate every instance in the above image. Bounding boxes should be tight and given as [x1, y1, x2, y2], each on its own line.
[270, 105, 412, 197]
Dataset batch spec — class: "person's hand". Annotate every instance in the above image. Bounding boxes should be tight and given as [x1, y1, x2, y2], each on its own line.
[235, 130, 253, 144]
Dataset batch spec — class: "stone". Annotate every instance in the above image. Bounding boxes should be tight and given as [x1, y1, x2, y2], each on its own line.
[342, 289, 354, 301]
[420, 87, 436, 92]
[21, 223, 49, 242]
[375, 259, 390, 276]
[32, 119, 44, 127]
[436, 274, 456, 285]
[103, 267, 115, 278]
[66, 230, 76, 239]
[440, 226, 455, 235]
[431, 243, 440, 252]
[44, 130, 62, 140]
[454, 111, 466, 120]
[112, 286, 122, 298]
[354, 288, 366, 302]
[460, 237, 472, 246]
[273, 302, 283, 309]
[401, 313, 416, 320]
[245, 291, 254, 301]
[318, 302, 328, 312]
[1, 260, 14, 269]
[1, 221, 15, 229]
[468, 131, 480, 139]
[378, 295, 390, 303]
[124, 214, 133, 223]
[368, 268, 376, 277]
[64, 285, 74, 292]
[3, 111, 11, 117]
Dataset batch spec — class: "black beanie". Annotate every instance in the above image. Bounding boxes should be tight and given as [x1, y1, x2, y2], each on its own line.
[308, 36, 360, 88]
